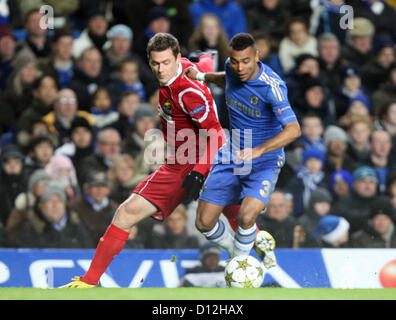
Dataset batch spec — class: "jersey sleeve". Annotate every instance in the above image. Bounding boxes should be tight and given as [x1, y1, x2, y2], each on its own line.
[266, 81, 298, 126]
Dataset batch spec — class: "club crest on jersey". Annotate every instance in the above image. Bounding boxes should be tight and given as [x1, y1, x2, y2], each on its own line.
[163, 99, 172, 115]
[250, 95, 259, 105]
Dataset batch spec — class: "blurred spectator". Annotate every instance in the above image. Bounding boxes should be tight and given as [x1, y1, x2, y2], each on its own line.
[0, 144, 28, 225]
[323, 125, 358, 175]
[89, 87, 118, 129]
[189, 0, 247, 40]
[0, 0, 21, 28]
[298, 187, 333, 235]
[340, 17, 375, 67]
[24, 135, 55, 176]
[309, 0, 348, 44]
[371, 62, 396, 114]
[18, 180, 93, 248]
[69, 47, 109, 111]
[386, 171, 396, 209]
[362, 129, 396, 193]
[347, 0, 396, 42]
[180, 242, 226, 287]
[133, 6, 171, 64]
[374, 100, 396, 161]
[54, 116, 95, 168]
[1, 55, 39, 134]
[256, 190, 319, 247]
[15, 8, 51, 59]
[245, 0, 290, 45]
[72, 9, 109, 59]
[110, 90, 141, 138]
[286, 113, 325, 168]
[38, 28, 75, 88]
[118, 0, 194, 54]
[335, 64, 371, 119]
[107, 58, 148, 106]
[329, 169, 353, 200]
[108, 154, 137, 205]
[278, 16, 318, 73]
[0, 221, 6, 247]
[123, 224, 146, 249]
[102, 24, 157, 98]
[69, 171, 118, 245]
[345, 115, 372, 163]
[294, 75, 336, 127]
[5, 169, 52, 247]
[188, 13, 229, 72]
[350, 196, 396, 248]
[317, 32, 349, 97]
[337, 97, 372, 129]
[15, 74, 59, 147]
[76, 127, 121, 186]
[44, 153, 80, 202]
[0, 23, 18, 90]
[42, 88, 96, 146]
[286, 146, 328, 217]
[252, 31, 284, 78]
[124, 105, 158, 158]
[361, 36, 395, 94]
[332, 165, 379, 232]
[148, 204, 200, 249]
[314, 214, 351, 248]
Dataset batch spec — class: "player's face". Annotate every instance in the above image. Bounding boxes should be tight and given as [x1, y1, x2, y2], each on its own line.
[230, 46, 259, 82]
[149, 48, 181, 85]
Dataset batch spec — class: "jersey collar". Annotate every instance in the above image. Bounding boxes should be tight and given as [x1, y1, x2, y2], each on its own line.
[161, 63, 182, 87]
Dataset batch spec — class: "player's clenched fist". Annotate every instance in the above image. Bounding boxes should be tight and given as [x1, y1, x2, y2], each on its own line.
[181, 66, 199, 80]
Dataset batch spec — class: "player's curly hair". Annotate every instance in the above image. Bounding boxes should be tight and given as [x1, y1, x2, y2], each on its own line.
[146, 32, 180, 59]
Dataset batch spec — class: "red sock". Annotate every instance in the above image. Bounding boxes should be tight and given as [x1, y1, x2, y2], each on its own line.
[81, 224, 129, 285]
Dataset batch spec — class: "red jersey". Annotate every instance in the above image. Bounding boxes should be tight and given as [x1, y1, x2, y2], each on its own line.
[157, 57, 225, 177]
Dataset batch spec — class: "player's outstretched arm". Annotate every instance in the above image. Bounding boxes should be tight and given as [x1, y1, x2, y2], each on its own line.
[182, 67, 226, 87]
[236, 121, 301, 162]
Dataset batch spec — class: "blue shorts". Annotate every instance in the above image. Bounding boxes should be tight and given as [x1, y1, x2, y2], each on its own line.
[200, 162, 282, 206]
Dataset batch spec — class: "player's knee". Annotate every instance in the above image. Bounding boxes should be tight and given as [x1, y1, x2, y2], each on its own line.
[195, 215, 215, 233]
[238, 211, 257, 229]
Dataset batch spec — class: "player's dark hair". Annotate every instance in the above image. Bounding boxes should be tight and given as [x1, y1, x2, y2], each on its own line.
[146, 32, 180, 59]
[229, 33, 256, 51]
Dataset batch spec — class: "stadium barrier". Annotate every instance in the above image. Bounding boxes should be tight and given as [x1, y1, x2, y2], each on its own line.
[0, 248, 395, 288]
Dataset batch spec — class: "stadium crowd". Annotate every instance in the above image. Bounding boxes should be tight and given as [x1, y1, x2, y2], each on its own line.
[0, 0, 396, 251]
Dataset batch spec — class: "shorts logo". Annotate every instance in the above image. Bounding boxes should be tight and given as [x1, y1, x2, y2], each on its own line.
[277, 108, 282, 114]
[163, 99, 172, 115]
[250, 95, 259, 105]
[189, 105, 206, 117]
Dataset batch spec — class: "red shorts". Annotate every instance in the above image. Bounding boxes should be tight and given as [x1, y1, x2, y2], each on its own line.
[133, 163, 194, 221]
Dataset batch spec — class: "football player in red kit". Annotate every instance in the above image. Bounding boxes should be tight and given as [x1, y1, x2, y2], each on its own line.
[60, 33, 234, 287]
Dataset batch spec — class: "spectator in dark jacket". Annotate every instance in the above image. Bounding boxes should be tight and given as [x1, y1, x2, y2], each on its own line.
[148, 204, 200, 249]
[350, 196, 396, 248]
[0, 145, 28, 225]
[18, 181, 93, 248]
[332, 166, 379, 233]
[180, 242, 226, 287]
[371, 62, 396, 114]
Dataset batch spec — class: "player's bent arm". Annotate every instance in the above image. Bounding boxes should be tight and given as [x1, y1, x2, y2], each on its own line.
[182, 67, 226, 87]
[256, 121, 301, 156]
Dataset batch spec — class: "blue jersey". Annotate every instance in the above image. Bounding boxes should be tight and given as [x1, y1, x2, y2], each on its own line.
[217, 59, 297, 169]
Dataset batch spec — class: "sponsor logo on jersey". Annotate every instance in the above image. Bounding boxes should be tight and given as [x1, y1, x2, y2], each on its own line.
[189, 105, 206, 117]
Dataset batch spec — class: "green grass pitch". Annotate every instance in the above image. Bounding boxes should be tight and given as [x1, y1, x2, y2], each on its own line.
[0, 287, 395, 300]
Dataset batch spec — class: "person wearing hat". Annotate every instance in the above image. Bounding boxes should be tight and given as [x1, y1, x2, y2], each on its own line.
[322, 124, 358, 176]
[332, 165, 379, 233]
[350, 196, 396, 248]
[285, 146, 328, 217]
[314, 214, 351, 248]
[340, 17, 376, 67]
[179, 242, 226, 287]
[298, 187, 333, 235]
[5, 169, 53, 247]
[69, 170, 118, 245]
[17, 180, 93, 249]
[329, 169, 353, 200]
[0, 144, 28, 225]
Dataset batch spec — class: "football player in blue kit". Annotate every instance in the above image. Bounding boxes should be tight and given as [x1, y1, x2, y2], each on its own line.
[182, 33, 301, 267]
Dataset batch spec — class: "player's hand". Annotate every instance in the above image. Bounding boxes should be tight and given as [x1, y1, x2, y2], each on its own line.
[182, 170, 205, 201]
[181, 66, 198, 80]
[235, 147, 263, 162]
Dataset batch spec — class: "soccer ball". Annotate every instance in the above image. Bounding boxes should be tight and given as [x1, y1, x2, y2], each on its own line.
[224, 255, 265, 288]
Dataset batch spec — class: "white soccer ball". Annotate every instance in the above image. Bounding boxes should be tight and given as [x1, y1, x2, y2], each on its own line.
[224, 255, 265, 288]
